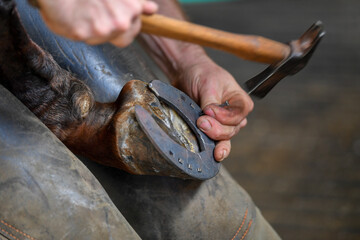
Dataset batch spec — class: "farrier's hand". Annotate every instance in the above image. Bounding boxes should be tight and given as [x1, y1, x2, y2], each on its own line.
[37, 0, 158, 47]
[175, 55, 253, 162]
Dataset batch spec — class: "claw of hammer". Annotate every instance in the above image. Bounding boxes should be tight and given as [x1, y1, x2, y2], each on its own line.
[244, 21, 325, 98]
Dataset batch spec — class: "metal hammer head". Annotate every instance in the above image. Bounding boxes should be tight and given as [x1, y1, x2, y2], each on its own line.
[245, 21, 326, 98]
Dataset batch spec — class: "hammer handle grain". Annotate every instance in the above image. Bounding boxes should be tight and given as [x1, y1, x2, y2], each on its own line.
[141, 14, 290, 64]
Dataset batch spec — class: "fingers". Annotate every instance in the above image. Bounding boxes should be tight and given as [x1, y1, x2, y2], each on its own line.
[85, 0, 157, 46]
[197, 91, 252, 142]
[142, 1, 159, 14]
[109, 16, 142, 47]
[214, 140, 231, 162]
[197, 115, 247, 141]
[203, 104, 243, 126]
[44, 0, 158, 47]
[97, 0, 158, 47]
[177, 59, 253, 162]
[202, 93, 253, 126]
[198, 115, 246, 162]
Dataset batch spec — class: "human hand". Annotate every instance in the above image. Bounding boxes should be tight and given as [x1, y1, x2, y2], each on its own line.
[175, 55, 254, 162]
[36, 0, 158, 47]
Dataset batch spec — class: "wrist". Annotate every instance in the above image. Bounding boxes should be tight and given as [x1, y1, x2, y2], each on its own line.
[175, 44, 210, 70]
[172, 43, 215, 84]
[139, 33, 211, 83]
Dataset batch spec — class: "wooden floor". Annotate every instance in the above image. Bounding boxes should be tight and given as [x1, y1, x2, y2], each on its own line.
[183, 1, 360, 239]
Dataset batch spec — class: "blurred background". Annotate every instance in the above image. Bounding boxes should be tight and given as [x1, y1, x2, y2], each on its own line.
[179, 0, 360, 239]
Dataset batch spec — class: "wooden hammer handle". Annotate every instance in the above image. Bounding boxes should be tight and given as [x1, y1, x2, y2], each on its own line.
[141, 14, 290, 64]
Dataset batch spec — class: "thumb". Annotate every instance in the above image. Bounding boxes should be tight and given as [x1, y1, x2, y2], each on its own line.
[199, 93, 222, 119]
[199, 92, 222, 110]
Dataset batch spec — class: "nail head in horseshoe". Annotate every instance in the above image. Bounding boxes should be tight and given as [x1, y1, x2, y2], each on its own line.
[134, 80, 220, 180]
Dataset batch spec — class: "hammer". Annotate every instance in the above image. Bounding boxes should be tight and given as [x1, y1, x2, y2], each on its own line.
[141, 15, 325, 98]
[28, 0, 324, 97]
[28, 0, 324, 98]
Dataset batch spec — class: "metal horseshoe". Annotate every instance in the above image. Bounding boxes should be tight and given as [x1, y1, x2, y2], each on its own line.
[134, 80, 220, 180]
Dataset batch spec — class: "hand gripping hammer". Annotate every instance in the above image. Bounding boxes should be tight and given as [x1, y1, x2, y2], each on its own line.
[141, 14, 325, 98]
[28, 0, 325, 97]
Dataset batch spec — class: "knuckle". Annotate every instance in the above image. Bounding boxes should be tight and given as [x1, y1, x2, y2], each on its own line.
[230, 128, 237, 138]
[132, 3, 143, 15]
[128, 1, 143, 15]
[242, 95, 254, 114]
[93, 24, 111, 37]
[115, 17, 131, 32]
[72, 27, 88, 40]
[213, 126, 233, 140]
[248, 99, 254, 112]
[246, 95, 254, 112]
[212, 127, 223, 140]
[228, 110, 242, 125]
[228, 127, 237, 139]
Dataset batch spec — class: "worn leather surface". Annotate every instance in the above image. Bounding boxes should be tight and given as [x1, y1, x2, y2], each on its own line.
[0, 85, 140, 239]
[15, 0, 156, 103]
[82, 158, 263, 240]
[6, 1, 280, 239]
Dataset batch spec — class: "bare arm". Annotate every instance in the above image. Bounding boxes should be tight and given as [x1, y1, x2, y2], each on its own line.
[139, 0, 253, 161]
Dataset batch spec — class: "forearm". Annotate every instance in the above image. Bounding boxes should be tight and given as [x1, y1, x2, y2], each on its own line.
[139, 0, 210, 85]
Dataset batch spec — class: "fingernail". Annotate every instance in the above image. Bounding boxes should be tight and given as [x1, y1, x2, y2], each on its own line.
[203, 107, 215, 118]
[220, 149, 227, 161]
[199, 119, 211, 131]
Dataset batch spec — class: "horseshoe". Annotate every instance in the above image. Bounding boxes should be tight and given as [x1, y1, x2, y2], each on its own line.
[135, 80, 220, 180]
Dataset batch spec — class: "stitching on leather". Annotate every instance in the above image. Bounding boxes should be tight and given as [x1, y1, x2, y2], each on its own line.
[0, 220, 36, 240]
[240, 219, 253, 240]
[0, 227, 19, 240]
[231, 208, 248, 240]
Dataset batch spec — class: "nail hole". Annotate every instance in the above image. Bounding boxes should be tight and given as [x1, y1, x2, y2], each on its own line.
[169, 151, 174, 156]
[181, 95, 186, 101]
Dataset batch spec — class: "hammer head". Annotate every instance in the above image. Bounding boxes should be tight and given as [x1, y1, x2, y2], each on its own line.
[245, 21, 325, 98]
